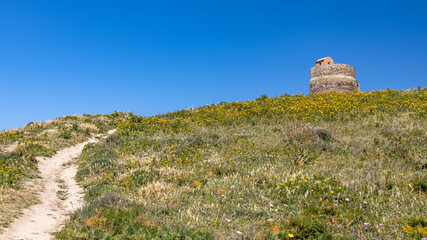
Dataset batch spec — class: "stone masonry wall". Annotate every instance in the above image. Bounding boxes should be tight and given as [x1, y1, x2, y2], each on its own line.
[309, 64, 360, 94]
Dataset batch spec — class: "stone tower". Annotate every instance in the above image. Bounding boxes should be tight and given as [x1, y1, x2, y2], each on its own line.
[309, 57, 360, 94]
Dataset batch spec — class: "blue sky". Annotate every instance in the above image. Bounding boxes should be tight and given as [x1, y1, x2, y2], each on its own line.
[1, 0, 426, 130]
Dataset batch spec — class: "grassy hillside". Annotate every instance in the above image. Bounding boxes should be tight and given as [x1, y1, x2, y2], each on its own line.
[57, 89, 427, 239]
[34, 89, 426, 239]
[0, 113, 126, 230]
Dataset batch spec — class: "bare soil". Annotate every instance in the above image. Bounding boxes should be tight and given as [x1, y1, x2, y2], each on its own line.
[3, 142, 18, 152]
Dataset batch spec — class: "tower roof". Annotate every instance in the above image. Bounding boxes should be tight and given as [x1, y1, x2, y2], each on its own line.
[315, 56, 334, 66]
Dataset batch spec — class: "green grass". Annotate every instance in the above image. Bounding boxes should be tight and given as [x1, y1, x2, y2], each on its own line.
[57, 89, 427, 239]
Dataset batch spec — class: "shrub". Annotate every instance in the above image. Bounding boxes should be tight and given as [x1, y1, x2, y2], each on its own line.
[58, 126, 72, 139]
[14, 141, 55, 158]
[0, 153, 36, 188]
[411, 175, 427, 193]
[276, 215, 332, 240]
[314, 129, 333, 142]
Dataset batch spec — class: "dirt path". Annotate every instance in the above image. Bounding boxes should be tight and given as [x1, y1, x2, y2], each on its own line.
[0, 130, 115, 240]
[3, 142, 18, 152]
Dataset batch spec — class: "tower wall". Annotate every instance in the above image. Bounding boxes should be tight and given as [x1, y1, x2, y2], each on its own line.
[309, 64, 360, 94]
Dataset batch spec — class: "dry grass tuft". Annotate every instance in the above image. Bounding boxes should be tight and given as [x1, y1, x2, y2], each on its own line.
[137, 181, 171, 198]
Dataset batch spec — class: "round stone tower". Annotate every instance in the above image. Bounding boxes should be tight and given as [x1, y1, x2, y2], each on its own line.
[309, 57, 360, 94]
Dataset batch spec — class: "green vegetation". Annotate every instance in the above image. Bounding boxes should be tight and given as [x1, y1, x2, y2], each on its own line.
[0, 113, 126, 230]
[57, 89, 426, 239]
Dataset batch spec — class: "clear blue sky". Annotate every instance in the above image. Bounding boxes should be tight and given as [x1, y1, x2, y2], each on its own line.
[1, 1, 426, 130]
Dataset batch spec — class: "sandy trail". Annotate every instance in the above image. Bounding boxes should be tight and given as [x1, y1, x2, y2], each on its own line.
[0, 130, 115, 240]
[3, 142, 18, 152]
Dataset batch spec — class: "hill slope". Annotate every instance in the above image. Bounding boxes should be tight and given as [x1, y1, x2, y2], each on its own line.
[2, 89, 427, 239]
[60, 89, 426, 239]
